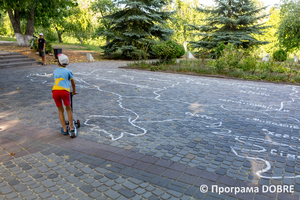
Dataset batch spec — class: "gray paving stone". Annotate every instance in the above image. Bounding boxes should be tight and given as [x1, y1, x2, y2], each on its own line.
[37, 166, 50, 173]
[81, 167, 93, 174]
[39, 192, 52, 199]
[119, 188, 135, 198]
[41, 180, 55, 188]
[49, 186, 60, 192]
[79, 185, 95, 194]
[142, 192, 153, 198]
[134, 188, 146, 195]
[105, 190, 121, 199]
[61, 183, 72, 189]
[58, 193, 71, 200]
[103, 180, 114, 187]
[72, 191, 85, 198]
[90, 181, 102, 188]
[89, 191, 102, 198]
[66, 187, 77, 193]
[0, 185, 14, 194]
[152, 189, 164, 196]
[34, 187, 47, 194]
[161, 193, 171, 199]
[25, 195, 38, 200]
[5, 192, 19, 199]
[123, 181, 138, 190]
[53, 190, 65, 196]
[20, 190, 33, 197]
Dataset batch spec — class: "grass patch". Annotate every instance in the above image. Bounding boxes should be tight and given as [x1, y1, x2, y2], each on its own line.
[0, 36, 17, 42]
[127, 59, 300, 84]
[52, 42, 103, 53]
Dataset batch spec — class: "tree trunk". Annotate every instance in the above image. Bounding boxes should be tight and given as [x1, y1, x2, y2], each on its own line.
[7, 9, 25, 46]
[55, 27, 63, 43]
[183, 41, 187, 52]
[7, 8, 34, 46]
[106, 36, 110, 45]
[24, 7, 34, 46]
[228, 0, 233, 29]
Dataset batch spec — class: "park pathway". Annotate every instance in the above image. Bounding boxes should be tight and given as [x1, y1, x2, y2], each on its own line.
[0, 61, 299, 200]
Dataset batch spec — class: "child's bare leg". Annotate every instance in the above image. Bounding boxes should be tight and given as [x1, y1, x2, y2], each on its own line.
[58, 106, 67, 132]
[66, 106, 74, 131]
[43, 56, 46, 64]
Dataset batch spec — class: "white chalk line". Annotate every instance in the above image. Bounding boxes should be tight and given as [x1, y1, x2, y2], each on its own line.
[74, 70, 219, 140]
[27, 69, 300, 179]
[26, 73, 52, 84]
[213, 123, 300, 179]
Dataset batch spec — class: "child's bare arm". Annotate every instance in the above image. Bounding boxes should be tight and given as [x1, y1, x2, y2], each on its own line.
[71, 79, 77, 95]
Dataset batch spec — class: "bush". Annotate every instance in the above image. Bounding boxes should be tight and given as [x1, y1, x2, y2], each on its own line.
[215, 42, 226, 58]
[258, 61, 273, 72]
[241, 56, 258, 74]
[273, 49, 287, 62]
[45, 42, 53, 54]
[273, 63, 289, 73]
[218, 43, 243, 70]
[294, 76, 300, 83]
[152, 41, 185, 61]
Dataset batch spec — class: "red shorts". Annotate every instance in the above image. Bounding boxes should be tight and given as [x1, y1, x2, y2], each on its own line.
[52, 90, 70, 107]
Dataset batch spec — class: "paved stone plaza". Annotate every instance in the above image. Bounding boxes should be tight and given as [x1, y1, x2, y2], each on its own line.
[0, 61, 300, 199]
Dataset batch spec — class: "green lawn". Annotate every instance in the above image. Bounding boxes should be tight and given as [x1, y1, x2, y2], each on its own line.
[0, 36, 17, 42]
[52, 42, 103, 53]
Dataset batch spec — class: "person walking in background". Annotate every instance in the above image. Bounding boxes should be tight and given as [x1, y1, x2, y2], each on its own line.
[37, 33, 46, 65]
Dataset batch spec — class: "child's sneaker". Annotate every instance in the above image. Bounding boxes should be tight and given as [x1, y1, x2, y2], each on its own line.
[61, 127, 68, 135]
[69, 127, 77, 138]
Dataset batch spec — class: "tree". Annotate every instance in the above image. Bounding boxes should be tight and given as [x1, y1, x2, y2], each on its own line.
[46, 2, 78, 43]
[255, 7, 280, 54]
[0, 0, 76, 46]
[91, 0, 119, 45]
[65, 6, 94, 44]
[103, 0, 174, 58]
[164, 0, 208, 52]
[277, 0, 300, 52]
[189, 0, 270, 54]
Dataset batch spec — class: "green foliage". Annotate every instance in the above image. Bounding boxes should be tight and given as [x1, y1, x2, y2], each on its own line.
[152, 41, 185, 61]
[258, 61, 273, 72]
[0, 0, 78, 31]
[255, 8, 280, 55]
[294, 76, 300, 83]
[216, 43, 243, 71]
[91, 0, 119, 45]
[273, 49, 287, 61]
[215, 42, 226, 58]
[163, 0, 208, 51]
[189, 0, 270, 55]
[278, 0, 300, 52]
[103, 0, 174, 59]
[45, 43, 53, 54]
[241, 56, 258, 74]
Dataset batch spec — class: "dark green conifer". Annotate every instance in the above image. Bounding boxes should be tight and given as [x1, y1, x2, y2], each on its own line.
[103, 0, 174, 58]
[189, 0, 269, 53]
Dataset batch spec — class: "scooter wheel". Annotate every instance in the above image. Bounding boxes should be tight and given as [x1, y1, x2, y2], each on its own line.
[70, 133, 75, 138]
[77, 120, 80, 128]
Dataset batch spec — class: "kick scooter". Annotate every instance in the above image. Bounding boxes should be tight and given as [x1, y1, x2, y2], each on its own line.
[65, 92, 80, 138]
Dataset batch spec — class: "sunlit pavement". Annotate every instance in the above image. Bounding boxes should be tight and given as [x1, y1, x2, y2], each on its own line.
[0, 61, 299, 199]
